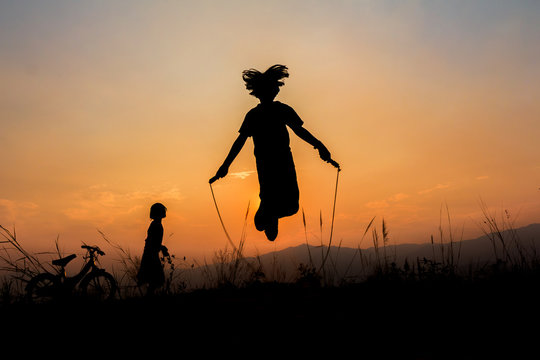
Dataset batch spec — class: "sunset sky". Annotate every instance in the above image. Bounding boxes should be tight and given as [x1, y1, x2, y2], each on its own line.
[1, 1, 539, 263]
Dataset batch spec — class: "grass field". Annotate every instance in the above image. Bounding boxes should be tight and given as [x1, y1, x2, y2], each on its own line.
[1, 211, 539, 358]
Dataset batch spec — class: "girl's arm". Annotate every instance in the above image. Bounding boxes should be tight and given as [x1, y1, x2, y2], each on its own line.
[291, 125, 333, 163]
[209, 133, 248, 183]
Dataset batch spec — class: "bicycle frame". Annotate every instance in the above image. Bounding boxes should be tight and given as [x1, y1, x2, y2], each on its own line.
[26, 245, 117, 303]
[52, 247, 105, 291]
[60, 257, 95, 289]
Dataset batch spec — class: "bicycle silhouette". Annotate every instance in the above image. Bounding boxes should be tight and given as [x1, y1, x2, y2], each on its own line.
[26, 245, 117, 303]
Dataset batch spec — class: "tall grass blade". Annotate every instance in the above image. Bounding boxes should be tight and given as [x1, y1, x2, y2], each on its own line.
[318, 168, 340, 273]
[302, 208, 314, 268]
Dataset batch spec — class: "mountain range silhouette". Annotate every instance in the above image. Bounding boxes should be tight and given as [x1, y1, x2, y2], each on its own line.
[188, 223, 540, 286]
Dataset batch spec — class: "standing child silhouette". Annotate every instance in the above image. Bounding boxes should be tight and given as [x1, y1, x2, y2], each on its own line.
[137, 202, 169, 295]
[210, 65, 339, 241]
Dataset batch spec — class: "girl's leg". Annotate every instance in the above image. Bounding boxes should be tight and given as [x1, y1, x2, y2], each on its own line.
[254, 203, 268, 231]
[264, 216, 278, 241]
[254, 202, 278, 240]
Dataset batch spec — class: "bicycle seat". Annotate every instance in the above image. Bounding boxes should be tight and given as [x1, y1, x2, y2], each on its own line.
[52, 254, 77, 267]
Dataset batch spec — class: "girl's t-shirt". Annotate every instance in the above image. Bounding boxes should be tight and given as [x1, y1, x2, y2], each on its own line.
[239, 101, 303, 159]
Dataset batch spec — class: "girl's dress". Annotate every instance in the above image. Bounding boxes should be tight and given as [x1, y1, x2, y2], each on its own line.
[137, 220, 165, 287]
[239, 101, 302, 218]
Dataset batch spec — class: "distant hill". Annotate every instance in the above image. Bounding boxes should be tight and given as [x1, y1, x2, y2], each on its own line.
[183, 223, 540, 287]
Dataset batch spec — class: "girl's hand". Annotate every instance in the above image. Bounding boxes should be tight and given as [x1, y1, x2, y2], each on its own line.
[316, 144, 340, 169]
[161, 245, 169, 257]
[317, 145, 331, 162]
[209, 165, 229, 184]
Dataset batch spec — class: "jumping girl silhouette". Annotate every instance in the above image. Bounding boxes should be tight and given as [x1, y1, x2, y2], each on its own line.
[210, 65, 339, 241]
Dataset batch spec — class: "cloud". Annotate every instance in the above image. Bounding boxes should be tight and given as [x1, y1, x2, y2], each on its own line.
[365, 200, 390, 209]
[475, 176, 489, 181]
[0, 199, 39, 222]
[389, 193, 410, 202]
[418, 183, 450, 195]
[229, 171, 255, 180]
[63, 185, 184, 223]
[365, 193, 410, 209]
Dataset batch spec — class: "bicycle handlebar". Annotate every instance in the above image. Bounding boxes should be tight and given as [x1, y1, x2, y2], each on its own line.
[81, 245, 105, 256]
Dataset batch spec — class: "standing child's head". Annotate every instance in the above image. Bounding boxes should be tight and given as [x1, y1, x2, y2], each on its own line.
[150, 202, 167, 220]
[242, 64, 289, 103]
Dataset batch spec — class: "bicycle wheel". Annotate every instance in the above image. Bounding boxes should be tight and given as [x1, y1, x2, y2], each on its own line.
[26, 273, 60, 303]
[80, 271, 117, 301]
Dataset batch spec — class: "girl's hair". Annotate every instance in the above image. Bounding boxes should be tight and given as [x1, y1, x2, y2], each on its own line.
[150, 202, 167, 219]
[242, 64, 289, 97]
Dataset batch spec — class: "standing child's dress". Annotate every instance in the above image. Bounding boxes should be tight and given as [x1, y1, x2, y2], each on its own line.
[137, 220, 165, 289]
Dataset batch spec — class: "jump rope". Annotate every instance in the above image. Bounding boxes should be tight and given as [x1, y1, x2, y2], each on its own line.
[209, 158, 341, 272]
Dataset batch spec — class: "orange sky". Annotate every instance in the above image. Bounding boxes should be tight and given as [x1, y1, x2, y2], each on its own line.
[1, 1, 539, 263]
